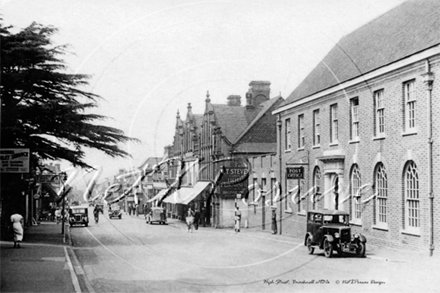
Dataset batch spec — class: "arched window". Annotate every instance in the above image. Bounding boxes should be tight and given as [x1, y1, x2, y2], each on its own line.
[374, 163, 388, 226]
[351, 164, 362, 222]
[313, 167, 321, 210]
[404, 161, 420, 231]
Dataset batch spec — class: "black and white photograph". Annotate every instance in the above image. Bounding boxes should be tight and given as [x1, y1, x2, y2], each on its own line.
[1, 0, 439, 292]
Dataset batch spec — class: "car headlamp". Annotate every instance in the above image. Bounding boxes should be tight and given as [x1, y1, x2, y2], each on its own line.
[334, 232, 340, 238]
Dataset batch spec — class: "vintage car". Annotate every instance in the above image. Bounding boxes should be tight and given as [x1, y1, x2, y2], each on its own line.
[146, 207, 166, 225]
[304, 209, 366, 258]
[109, 203, 122, 219]
[69, 205, 89, 227]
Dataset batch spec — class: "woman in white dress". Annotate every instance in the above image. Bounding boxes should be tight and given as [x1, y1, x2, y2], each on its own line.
[10, 213, 24, 248]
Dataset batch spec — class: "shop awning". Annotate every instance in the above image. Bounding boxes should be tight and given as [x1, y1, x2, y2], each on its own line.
[147, 188, 168, 203]
[153, 182, 167, 189]
[163, 181, 211, 205]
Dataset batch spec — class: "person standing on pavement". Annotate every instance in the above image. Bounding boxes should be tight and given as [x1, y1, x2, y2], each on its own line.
[194, 208, 200, 230]
[186, 207, 195, 233]
[271, 209, 277, 234]
[234, 206, 241, 233]
[10, 213, 24, 248]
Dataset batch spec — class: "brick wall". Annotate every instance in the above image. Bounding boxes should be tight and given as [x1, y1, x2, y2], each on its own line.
[277, 56, 440, 255]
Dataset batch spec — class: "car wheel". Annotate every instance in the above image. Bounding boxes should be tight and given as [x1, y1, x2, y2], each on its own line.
[323, 239, 333, 258]
[306, 237, 314, 254]
[119, 215, 121, 219]
[85, 223, 88, 227]
[356, 242, 366, 258]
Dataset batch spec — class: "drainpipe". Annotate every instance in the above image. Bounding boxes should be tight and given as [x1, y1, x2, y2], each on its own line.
[422, 60, 435, 257]
[277, 115, 283, 235]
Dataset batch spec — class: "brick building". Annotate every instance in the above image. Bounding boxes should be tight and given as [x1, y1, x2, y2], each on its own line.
[165, 81, 283, 228]
[273, 0, 440, 255]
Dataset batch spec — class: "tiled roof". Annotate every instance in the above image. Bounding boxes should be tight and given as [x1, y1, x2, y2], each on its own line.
[139, 157, 162, 169]
[281, 0, 440, 106]
[231, 143, 276, 154]
[212, 104, 251, 143]
[233, 96, 283, 145]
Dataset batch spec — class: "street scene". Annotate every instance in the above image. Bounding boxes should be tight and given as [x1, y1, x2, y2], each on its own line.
[2, 0, 440, 292]
[2, 208, 440, 293]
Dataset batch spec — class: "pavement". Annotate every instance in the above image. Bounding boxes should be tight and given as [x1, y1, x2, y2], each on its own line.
[1, 215, 439, 293]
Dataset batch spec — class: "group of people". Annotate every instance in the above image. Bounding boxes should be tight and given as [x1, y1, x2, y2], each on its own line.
[185, 207, 201, 233]
[185, 206, 245, 234]
[127, 203, 138, 216]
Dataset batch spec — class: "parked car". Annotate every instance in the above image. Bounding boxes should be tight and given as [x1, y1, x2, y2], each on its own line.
[109, 203, 122, 219]
[304, 209, 366, 258]
[69, 205, 89, 227]
[146, 207, 166, 225]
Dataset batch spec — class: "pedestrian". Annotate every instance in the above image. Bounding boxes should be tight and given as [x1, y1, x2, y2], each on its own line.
[271, 209, 277, 234]
[186, 207, 195, 233]
[234, 206, 241, 233]
[10, 212, 24, 248]
[55, 208, 61, 224]
[194, 208, 200, 230]
[128, 203, 132, 215]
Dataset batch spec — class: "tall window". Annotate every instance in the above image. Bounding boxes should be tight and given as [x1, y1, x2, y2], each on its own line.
[351, 165, 362, 222]
[330, 104, 338, 143]
[313, 109, 320, 146]
[313, 167, 321, 209]
[404, 81, 416, 131]
[374, 90, 385, 136]
[285, 118, 291, 150]
[404, 161, 420, 231]
[375, 163, 388, 226]
[298, 114, 305, 148]
[350, 98, 359, 140]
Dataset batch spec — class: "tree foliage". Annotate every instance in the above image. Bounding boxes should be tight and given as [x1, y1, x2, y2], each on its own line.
[1, 22, 139, 169]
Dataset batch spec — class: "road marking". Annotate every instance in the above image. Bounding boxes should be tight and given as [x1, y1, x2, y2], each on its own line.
[64, 246, 81, 293]
[85, 225, 304, 270]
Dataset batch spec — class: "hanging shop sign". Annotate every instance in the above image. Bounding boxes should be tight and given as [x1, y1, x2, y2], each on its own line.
[0, 148, 30, 173]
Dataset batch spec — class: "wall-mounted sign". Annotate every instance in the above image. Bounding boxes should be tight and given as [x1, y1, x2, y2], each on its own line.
[286, 167, 304, 179]
[36, 174, 61, 184]
[220, 167, 248, 198]
[0, 148, 30, 173]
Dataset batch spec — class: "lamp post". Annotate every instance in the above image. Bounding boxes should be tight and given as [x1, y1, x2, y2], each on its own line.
[277, 115, 282, 235]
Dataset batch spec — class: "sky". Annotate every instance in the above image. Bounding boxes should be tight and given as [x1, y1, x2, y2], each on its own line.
[1, 0, 405, 184]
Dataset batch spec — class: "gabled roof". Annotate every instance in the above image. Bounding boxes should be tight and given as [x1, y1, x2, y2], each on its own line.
[233, 95, 283, 145]
[280, 0, 440, 107]
[139, 157, 162, 169]
[212, 104, 250, 143]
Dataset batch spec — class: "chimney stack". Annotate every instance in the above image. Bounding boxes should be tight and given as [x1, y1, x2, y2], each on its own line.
[227, 95, 241, 106]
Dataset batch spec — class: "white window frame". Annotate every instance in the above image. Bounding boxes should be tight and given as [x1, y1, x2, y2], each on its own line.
[374, 90, 385, 136]
[313, 109, 320, 146]
[351, 165, 362, 223]
[404, 161, 420, 234]
[330, 104, 338, 144]
[298, 114, 305, 149]
[404, 81, 416, 132]
[375, 163, 388, 227]
[350, 98, 359, 140]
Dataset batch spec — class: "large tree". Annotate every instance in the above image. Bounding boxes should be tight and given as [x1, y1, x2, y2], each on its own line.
[1, 22, 138, 168]
[0, 22, 139, 231]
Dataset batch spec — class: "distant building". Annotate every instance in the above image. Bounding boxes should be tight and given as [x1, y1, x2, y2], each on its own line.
[273, 0, 440, 255]
[166, 81, 283, 227]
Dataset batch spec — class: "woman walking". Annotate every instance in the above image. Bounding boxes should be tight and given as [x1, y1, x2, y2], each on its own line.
[186, 207, 195, 233]
[10, 213, 24, 248]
